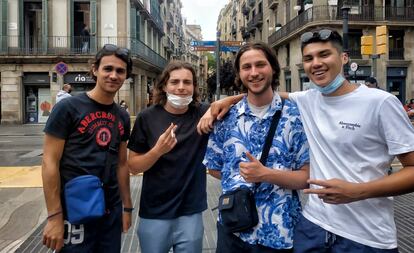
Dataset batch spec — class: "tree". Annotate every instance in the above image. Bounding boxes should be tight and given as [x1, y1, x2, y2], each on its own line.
[206, 59, 238, 100]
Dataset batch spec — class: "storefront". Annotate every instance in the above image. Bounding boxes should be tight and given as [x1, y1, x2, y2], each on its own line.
[23, 73, 51, 124]
[64, 72, 96, 95]
[387, 67, 407, 103]
[348, 66, 371, 84]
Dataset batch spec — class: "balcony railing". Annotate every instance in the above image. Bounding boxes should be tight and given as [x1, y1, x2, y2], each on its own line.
[389, 47, 404, 60]
[0, 36, 167, 69]
[247, 12, 263, 32]
[268, 5, 414, 46]
[268, 0, 278, 9]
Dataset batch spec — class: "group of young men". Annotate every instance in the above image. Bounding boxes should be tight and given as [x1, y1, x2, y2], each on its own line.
[42, 28, 414, 253]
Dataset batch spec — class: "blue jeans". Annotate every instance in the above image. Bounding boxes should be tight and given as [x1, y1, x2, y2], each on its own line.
[293, 214, 399, 253]
[138, 212, 204, 253]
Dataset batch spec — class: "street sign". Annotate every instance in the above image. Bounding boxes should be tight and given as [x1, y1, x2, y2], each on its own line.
[190, 40, 216, 46]
[191, 46, 216, 51]
[350, 62, 358, 72]
[221, 41, 243, 46]
[220, 46, 240, 52]
[55, 62, 68, 75]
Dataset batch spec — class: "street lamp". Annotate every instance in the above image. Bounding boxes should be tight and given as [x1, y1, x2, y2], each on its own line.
[341, 1, 351, 80]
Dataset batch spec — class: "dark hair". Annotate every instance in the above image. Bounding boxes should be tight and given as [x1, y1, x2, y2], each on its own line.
[365, 77, 377, 85]
[153, 60, 200, 106]
[300, 28, 343, 53]
[233, 41, 280, 90]
[89, 44, 133, 81]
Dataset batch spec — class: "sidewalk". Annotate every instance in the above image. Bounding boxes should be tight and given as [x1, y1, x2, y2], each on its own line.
[0, 124, 44, 137]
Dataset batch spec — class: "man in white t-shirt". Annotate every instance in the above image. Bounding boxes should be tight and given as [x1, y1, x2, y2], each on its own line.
[288, 28, 414, 252]
[200, 29, 414, 252]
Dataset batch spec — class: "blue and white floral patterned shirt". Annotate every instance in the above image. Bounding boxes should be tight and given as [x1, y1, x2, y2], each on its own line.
[203, 92, 309, 249]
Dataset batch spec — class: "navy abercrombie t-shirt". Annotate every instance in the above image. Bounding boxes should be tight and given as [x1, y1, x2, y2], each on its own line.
[128, 103, 209, 219]
[44, 93, 130, 209]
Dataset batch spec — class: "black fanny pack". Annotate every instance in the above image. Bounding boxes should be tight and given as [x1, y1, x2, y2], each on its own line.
[218, 187, 258, 233]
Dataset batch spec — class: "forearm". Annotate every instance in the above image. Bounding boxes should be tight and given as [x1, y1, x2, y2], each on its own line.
[357, 166, 414, 200]
[278, 92, 289, 99]
[208, 169, 221, 180]
[128, 148, 162, 174]
[263, 167, 309, 190]
[117, 164, 132, 208]
[42, 159, 63, 214]
[224, 94, 245, 104]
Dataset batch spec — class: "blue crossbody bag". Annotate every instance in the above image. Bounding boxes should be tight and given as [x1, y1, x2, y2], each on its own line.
[64, 110, 119, 225]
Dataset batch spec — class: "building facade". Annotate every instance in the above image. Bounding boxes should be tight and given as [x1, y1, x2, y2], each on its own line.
[217, 0, 414, 104]
[0, 0, 205, 124]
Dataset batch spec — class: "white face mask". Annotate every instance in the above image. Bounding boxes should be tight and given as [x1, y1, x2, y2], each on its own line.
[166, 92, 193, 109]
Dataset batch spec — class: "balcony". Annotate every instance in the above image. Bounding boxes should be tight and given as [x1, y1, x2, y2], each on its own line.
[268, 0, 278, 9]
[389, 47, 404, 60]
[240, 26, 250, 39]
[166, 13, 174, 28]
[248, 0, 255, 7]
[164, 36, 175, 53]
[0, 35, 167, 69]
[268, 5, 414, 46]
[242, 5, 250, 16]
[231, 25, 237, 35]
[247, 12, 263, 32]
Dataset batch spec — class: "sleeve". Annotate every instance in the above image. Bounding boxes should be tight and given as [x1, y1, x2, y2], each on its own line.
[127, 112, 150, 154]
[286, 101, 310, 170]
[378, 95, 414, 155]
[43, 99, 74, 140]
[202, 120, 225, 171]
[288, 90, 308, 104]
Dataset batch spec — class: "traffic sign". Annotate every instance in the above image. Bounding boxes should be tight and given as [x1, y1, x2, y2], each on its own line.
[190, 41, 216, 46]
[55, 62, 68, 75]
[192, 46, 216, 52]
[221, 41, 243, 46]
[220, 46, 240, 52]
[350, 62, 358, 72]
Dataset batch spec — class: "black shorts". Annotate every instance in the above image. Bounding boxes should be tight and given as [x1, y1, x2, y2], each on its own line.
[61, 203, 122, 253]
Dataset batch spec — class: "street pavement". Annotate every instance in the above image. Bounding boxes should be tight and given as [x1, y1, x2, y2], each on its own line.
[0, 124, 413, 252]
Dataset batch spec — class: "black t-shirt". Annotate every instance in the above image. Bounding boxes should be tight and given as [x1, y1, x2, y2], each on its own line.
[44, 93, 130, 209]
[128, 103, 209, 219]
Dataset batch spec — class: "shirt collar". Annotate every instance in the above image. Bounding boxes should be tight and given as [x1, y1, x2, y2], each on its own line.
[236, 92, 283, 119]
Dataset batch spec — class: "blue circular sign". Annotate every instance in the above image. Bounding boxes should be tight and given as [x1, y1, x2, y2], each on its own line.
[55, 62, 68, 75]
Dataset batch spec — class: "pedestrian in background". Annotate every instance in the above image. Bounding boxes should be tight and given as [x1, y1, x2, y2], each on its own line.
[55, 83, 72, 104]
[42, 44, 133, 252]
[364, 76, 378, 88]
[120, 100, 129, 113]
[81, 24, 91, 53]
[203, 42, 310, 252]
[404, 98, 414, 119]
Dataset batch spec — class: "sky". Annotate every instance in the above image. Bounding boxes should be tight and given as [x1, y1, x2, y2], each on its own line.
[181, 0, 228, 41]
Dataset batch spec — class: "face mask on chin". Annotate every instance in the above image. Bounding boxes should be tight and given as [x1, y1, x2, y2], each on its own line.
[311, 74, 345, 95]
[166, 92, 193, 109]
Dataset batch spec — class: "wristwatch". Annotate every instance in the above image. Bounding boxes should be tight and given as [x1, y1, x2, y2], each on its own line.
[123, 207, 134, 213]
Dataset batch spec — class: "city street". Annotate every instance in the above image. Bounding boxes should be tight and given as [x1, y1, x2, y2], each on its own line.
[0, 124, 413, 252]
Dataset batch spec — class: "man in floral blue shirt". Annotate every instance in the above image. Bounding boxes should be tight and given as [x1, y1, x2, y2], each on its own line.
[203, 42, 309, 253]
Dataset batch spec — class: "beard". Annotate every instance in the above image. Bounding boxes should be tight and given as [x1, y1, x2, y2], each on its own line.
[244, 78, 272, 96]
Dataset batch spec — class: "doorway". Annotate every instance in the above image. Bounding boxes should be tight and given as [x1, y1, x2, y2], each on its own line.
[23, 1, 42, 53]
[387, 78, 405, 103]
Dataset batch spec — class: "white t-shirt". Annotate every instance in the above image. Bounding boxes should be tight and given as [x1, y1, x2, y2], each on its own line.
[290, 85, 414, 249]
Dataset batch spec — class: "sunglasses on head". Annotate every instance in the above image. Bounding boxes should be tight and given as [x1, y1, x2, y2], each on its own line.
[300, 29, 334, 43]
[96, 44, 130, 60]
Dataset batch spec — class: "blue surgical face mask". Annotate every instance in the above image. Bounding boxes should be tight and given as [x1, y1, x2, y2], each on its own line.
[311, 74, 345, 95]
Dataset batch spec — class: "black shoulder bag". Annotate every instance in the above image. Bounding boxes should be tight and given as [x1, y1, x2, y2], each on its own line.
[218, 99, 284, 233]
[64, 108, 119, 225]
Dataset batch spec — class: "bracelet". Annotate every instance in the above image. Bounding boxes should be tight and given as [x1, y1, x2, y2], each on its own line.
[123, 207, 134, 213]
[47, 210, 62, 220]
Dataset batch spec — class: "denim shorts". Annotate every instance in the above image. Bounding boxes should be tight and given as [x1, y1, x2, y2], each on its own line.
[293, 214, 399, 253]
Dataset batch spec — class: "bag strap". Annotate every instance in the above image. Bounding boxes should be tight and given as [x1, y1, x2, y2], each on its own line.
[255, 98, 285, 189]
[102, 105, 120, 185]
